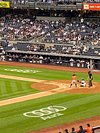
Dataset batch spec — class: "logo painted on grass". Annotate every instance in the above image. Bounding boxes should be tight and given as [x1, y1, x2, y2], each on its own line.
[23, 105, 67, 120]
[4, 68, 41, 73]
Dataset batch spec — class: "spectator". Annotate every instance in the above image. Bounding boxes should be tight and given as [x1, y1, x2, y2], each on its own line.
[77, 126, 85, 133]
[86, 61, 90, 69]
[64, 129, 69, 133]
[70, 127, 77, 133]
[85, 124, 92, 133]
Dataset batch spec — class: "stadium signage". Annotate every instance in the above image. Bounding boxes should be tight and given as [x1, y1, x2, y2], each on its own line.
[0, 1, 10, 8]
[83, 3, 100, 11]
[23, 105, 67, 120]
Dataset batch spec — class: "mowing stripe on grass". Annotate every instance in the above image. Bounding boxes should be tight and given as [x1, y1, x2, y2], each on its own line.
[5, 81, 13, 95]
[58, 94, 100, 108]
[0, 78, 39, 100]
[0, 93, 100, 133]
[20, 82, 29, 91]
[10, 81, 18, 92]
[0, 80, 7, 96]
[0, 65, 99, 133]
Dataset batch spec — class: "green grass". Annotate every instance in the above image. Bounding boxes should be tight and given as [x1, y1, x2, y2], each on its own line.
[0, 78, 39, 100]
[0, 93, 100, 133]
[0, 65, 99, 100]
[0, 65, 100, 133]
[0, 65, 68, 100]
[0, 65, 100, 81]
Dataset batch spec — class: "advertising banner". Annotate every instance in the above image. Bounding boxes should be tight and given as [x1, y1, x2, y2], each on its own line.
[83, 3, 100, 11]
[0, 1, 10, 8]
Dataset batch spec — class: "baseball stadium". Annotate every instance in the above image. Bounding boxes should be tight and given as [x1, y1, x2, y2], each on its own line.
[0, 0, 100, 133]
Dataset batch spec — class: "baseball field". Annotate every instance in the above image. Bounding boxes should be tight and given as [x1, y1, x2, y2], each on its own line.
[0, 62, 100, 133]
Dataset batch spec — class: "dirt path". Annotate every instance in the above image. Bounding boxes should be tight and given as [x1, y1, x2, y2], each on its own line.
[0, 74, 100, 107]
[0, 74, 45, 82]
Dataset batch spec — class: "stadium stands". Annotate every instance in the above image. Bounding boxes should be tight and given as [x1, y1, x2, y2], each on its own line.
[0, 13, 99, 58]
[0, 15, 55, 41]
[0, 1, 100, 133]
[40, 0, 100, 3]
[0, 1, 100, 69]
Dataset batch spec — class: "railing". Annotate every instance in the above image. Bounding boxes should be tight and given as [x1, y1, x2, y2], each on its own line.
[93, 126, 100, 133]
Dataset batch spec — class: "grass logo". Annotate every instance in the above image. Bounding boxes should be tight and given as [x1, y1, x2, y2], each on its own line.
[4, 68, 41, 73]
[23, 105, 67, 120]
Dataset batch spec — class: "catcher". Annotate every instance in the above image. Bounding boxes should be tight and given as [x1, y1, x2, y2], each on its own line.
[77, 79, 86, 87]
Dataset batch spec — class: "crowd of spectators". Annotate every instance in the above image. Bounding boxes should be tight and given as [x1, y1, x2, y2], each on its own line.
[42, 20, 100, 46]
[5, 51, 94, 68]
[11, 0, 40, 5]
[2, 40, 99, 56]
[0, 14, 100, 56]
[40, 0, 100, 4]
[58, 124, 100, 133]
[0, 14, 57, 41]
[3, 0, 100, 4]
[0, 12, 100, 69]
[0, 14, 100, 49]
[0, 12, 99, 61]
[0, 39, 99, 69]
[41, 20, 100, 56]
[0, 44, 5, 61]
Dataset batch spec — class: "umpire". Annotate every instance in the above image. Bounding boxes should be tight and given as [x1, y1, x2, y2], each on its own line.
[88, 71, 93, 87]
